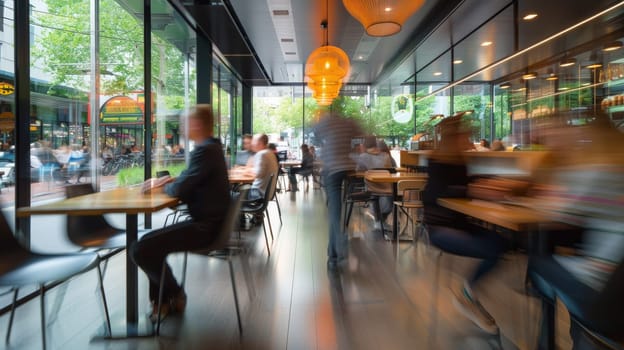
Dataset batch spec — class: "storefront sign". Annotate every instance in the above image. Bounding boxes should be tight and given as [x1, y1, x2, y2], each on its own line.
[100, 96, 144, 124]
[0, 82, 14, 96]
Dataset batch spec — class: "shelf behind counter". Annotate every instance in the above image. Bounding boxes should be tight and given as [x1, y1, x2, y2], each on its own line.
[399, 150, 549, 178]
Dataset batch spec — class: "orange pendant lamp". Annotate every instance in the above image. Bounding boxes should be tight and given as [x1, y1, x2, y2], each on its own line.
[342, 0, 426, 37]
[305, 7, 350, 106]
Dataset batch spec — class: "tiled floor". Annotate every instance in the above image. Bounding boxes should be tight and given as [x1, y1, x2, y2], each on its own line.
[0, 188, 572, 349]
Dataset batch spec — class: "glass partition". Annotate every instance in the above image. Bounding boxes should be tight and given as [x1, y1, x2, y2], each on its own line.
[150, 0, 196, 181]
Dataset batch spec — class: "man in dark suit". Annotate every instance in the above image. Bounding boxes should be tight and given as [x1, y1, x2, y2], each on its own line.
[131, 104, 231, 321]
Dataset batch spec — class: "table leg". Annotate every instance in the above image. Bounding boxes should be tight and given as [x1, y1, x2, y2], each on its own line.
[92, 213, 154, 340]
[126, 213, 138, 325]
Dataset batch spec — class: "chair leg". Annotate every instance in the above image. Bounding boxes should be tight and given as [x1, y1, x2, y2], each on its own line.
[265, 211, 274, 241]
[40, 284, 47, 350]
[156, 260, 167, 335]
[344, 201, 354, 228]
[428, 251, 443, 349]
[96, 264, 112, 337]
[262, 221, 271, 256]
[273, 194, 282, 225]
[228, 255, 243, 336]
[5, 288, 18, 345]
[180, 252, 189, 290]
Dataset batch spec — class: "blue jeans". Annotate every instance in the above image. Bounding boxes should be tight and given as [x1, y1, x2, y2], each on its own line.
[324, 171, 349, 263]
[428, 224, 508, 285]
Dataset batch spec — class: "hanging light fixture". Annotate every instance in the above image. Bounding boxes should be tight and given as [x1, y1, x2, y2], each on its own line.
[342, 0, 425, 37]
[305, 3, 350, 107]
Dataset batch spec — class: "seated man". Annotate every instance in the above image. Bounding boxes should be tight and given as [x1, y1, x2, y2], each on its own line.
[130, 104, 230, 321]
[356, 136, 393, 228]
[287, 144, 314, 192]
[242, 133, 279, 202]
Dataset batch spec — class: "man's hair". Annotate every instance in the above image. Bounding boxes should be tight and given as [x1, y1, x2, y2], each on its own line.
[267, 143, 277, 151]
[243, 134, 252, 140]
[256, 133, 269, 146]
[364, 135, 377, 149]
[189, 104, 214, 132]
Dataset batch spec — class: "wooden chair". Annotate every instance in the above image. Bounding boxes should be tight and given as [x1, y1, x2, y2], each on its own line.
[393, 179, 427, 247]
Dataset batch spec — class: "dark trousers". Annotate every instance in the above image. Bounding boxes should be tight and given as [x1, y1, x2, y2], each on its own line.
[130, 220, 221, 302]
[288, 168, 312, 190]
[428, 224, 508, 285]
[324, 170, 349, 262]
[528, 257, 601, 350]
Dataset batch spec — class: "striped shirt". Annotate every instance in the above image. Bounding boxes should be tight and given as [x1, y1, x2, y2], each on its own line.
[313, 114, 363, 176]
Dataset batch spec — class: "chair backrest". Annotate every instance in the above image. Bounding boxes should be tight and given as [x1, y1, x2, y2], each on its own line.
[397, 179, 427, 203]
[203, 185, 248, 251]
[265, 173, 278, 202]
[277, 151, 288, 162]
[65, 184, 118, 246]
[365, 169, 392, 194]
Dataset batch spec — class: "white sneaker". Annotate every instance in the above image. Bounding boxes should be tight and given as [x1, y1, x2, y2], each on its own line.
[452, 285, 499, 335]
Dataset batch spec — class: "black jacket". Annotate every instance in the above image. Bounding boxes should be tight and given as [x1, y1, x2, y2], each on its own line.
[165, 138, 230, 222]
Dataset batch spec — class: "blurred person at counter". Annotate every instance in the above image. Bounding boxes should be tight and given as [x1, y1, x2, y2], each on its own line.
[314, 112, 363, 270]
[490, 139, 505, 151]
[475, 138, 490, 151]
[422, 113, 508, 335]
[528, 112, 624, 348]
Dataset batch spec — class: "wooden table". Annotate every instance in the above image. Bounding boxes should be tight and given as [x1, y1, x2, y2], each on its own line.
[437, 198, 547, 232]
[364, 172, 428, 239]
[229, 172, 255, 184]
[17, 186, 179, 337]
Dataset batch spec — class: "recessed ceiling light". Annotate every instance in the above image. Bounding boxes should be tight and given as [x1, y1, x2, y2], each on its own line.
[481, 41, 493, 47]
[433, 72, 443, 76]
[560, 58, 576, 67]
[358, 55, 364, 60]
[499, 82, 511, 89]
[453, 59, 463, 64]
[545, 74, 558, 81]
[585, 62, 603, 69]
[522, 72, 538, 80]
[384, 7, 392, 12]
[603, 41, 623, 52]
[514, 87, 527, 92]
[523, 13, 538, 20]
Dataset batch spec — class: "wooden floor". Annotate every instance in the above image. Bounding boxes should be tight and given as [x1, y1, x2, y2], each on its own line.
[0, 188, 574, 350]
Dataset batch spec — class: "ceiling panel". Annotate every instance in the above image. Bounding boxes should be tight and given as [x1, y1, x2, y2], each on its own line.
[449, 0, 511, 44]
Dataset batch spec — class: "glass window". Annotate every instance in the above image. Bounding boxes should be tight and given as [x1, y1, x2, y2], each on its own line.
[150, 0, 196, 181]
[0, 0, 14, 206]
